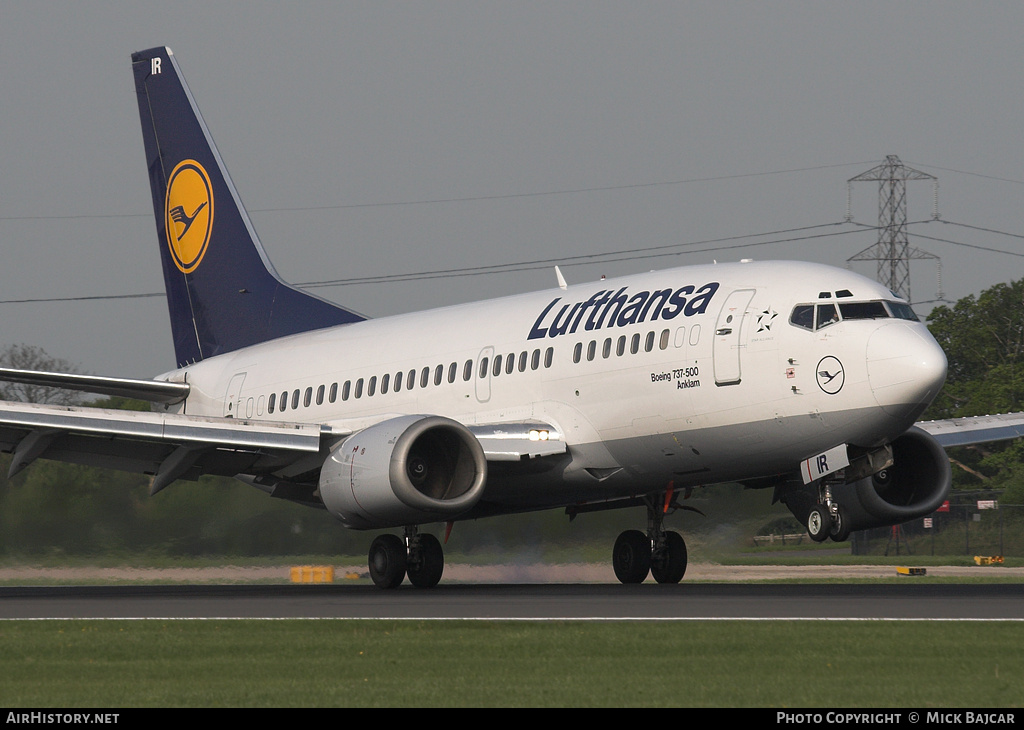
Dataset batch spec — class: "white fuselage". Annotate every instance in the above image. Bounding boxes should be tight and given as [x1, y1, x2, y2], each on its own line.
[159, 260, 946, 512]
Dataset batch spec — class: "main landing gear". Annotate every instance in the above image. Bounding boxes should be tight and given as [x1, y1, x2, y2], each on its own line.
[368, 527, 445, 589]
[611, 493, 689, 584]
[806, 478, 850, 543]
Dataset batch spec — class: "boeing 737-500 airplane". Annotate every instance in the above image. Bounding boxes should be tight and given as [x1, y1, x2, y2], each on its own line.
[0, 47, 1022, 588]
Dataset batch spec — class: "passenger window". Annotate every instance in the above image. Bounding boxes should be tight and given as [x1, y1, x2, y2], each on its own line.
[394, 371, 403, 393]
[505, 354, 514, 375]
[631, 333, 640, 354]
[645, 331, 655, 352]
[448, 362, 457, 384]
[531, 349, 540, 370]
[659, 329, 670, 350]
[330, 383, 338, 403]
[367, 376, 377, 397]
[603, 338, 612, 358]
[689, 325, 701, 346]
[492, 354, 503, 377]
[544, 347, 553, 367]
[420, 367, 429, 389]
[616, 335, 626, 357]
[518, 351, 528, 372]
[280, 392, 288, 411]
[354, 378, 363, 399]
[573, 343, 582, 364]
[381, 373, 390, 394]
[291, 389, 300, 410]
[463, 360, 473, 381]
[479, 357, 489, 379]
[407, 370, 416, 390]
[268, 392, 276, 414]
[316, 385, 325, 405]
[434, 364, 443, 386]
[303, 387, 312, 407]
[587, 341, 596, 361]
[341, 381, 350, 401]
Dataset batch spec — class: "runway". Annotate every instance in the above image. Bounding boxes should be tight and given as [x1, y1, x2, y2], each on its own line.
[3, 583, 1023, 620]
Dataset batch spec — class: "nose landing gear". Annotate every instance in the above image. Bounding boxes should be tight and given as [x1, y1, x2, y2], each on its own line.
[806, 478, 850, 543]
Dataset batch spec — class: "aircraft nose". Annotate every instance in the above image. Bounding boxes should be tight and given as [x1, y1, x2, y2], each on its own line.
[866, 323, 947, 420]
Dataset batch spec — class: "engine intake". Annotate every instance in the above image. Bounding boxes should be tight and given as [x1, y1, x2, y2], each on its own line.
[782, 427, 951, 533]
[319, 415, 487, 529]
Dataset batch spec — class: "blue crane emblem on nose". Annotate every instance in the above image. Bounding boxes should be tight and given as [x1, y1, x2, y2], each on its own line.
[816, 356, 845, 394]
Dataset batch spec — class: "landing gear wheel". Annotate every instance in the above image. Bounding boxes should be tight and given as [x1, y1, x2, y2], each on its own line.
[651, 531, 688, 584]
[829, 506, 851, 543]
[407, 533, 445, 588]
[368, 534, 407, 589]
[613, 530, 651, 584]
[807, 505, 831, 543]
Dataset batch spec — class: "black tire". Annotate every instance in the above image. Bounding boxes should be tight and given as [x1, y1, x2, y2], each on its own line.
[612, 530, 651, 584]
[407, 533, 445, 588]
[829, 506, 851, 543]
[368, 534, 407, 589]
[807, 505, 831, 543]
[651, 531, 688, 584]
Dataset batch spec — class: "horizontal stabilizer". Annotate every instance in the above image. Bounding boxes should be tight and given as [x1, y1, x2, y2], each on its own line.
[0, 367, 190, 404]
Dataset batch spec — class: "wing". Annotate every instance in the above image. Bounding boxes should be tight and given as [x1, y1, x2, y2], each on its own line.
[0, 390, 566, 502]
[0, 400, 333, 494]
[916, 412, 1024, 448]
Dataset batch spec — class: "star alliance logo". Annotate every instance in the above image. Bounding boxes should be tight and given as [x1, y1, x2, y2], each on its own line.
[756, 308, 778, 333]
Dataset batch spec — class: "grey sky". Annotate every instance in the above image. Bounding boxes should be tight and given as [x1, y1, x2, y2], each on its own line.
[1, 1, 1022, 378]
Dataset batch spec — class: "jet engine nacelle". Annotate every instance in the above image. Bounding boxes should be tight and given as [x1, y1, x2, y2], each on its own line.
[829, 426, 951, 532]
[319, 415, 487, 530]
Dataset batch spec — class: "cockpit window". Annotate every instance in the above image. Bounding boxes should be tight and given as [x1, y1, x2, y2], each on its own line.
[789, 299, 918, 331]
[790, 305, 814, 330]
[838, 301, 888, 320]
[815, 304, 839, 330]
[887, 301, 919, 321]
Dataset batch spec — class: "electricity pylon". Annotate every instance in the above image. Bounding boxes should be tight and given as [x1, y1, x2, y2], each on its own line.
[846, 155, 940, 303]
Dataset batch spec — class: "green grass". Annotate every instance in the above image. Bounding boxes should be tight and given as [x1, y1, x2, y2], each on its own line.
[1, 620, 1022, 707]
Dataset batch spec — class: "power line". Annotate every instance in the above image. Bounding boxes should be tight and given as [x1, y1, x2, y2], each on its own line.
[909, 232, 1024, 258]
[904, 161, 1024, 187]
[938, 218, 1024, 241]
[302, 222, 851, 287]
[0, 221, 871, 304]
[0, 160, 878, 222]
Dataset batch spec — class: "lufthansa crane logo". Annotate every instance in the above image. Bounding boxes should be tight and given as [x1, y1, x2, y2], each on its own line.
[816, 356, 845, 395]
[164, 160, 214, 273]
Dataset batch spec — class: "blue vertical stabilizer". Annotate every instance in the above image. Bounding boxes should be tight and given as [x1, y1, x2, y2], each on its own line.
[131, 47, 365, 367]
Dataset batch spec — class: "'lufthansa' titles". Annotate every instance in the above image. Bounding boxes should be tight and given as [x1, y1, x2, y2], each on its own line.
[528, 283, 719, 340]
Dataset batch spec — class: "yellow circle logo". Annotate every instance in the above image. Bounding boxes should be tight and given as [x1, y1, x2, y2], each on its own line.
[164, 160, 214, 273]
